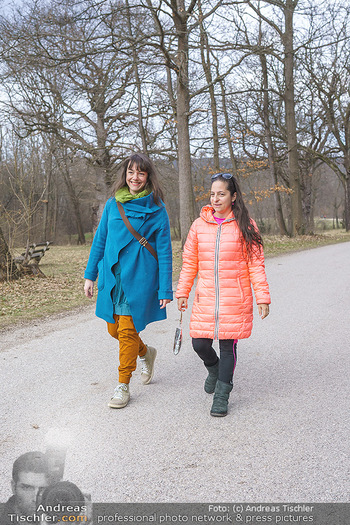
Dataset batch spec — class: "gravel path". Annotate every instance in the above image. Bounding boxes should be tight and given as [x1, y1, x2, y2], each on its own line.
[1, 242, 349, 503]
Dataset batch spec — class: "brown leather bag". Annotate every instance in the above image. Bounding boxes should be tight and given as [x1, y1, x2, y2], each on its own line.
[117, 201, 158, 261]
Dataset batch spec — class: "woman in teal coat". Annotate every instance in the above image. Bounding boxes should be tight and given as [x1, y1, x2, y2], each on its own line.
[84, 153, 173, 409]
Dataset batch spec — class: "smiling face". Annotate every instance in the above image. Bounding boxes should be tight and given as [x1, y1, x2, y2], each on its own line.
[125, 162, 148, 195]
[12, 471, 48, 515]
[210, 180, 236, 218]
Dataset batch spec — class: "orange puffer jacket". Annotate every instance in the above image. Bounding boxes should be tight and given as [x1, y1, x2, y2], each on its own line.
[176, 205, 271, 340]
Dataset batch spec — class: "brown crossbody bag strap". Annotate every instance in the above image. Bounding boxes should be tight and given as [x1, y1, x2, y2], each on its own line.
[117, 201, 158, 261]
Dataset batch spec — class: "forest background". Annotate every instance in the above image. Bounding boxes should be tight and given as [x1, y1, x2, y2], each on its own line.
[0, 0, 349, 291]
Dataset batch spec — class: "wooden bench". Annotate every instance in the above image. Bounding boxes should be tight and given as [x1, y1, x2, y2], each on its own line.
[14, 241, 52, 265]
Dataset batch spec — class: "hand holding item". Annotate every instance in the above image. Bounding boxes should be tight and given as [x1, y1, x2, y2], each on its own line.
[177, 297, 188, 311]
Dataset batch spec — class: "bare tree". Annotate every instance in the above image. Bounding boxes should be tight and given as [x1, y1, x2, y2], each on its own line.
[197, 0, 220, 172]
[54, 145, 86, 245]
[0, 130, 49, 279]
[140, 0, 199, 243]
[0, 0, 136, 227]
[240, 0, 303, 234]
[1, 0, 348, 243]
[303, 3, 350, 230]
[258, 21, 288, 235]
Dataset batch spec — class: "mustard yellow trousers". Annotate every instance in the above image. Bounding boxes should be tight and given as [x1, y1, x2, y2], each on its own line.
[107, 314, 147, 384]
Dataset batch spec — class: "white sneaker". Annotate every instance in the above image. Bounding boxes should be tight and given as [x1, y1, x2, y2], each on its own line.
[139, 346, 157, 385]
[108, 383, 130, 408]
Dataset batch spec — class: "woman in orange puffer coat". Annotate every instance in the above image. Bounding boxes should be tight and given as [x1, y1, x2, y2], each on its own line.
[176, 173, 271, 417]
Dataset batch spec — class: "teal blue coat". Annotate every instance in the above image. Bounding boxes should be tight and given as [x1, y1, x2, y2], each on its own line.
[84, 193, 173, 333]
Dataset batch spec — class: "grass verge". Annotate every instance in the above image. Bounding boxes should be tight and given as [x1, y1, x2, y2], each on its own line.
[1, 230, 350, 330]
[0, 245, 92, 330]
[263, 230, 350, 257]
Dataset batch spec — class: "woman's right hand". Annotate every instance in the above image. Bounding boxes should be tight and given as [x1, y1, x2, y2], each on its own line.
[84, 279, 94, 298]
[177, 297, 188, 311]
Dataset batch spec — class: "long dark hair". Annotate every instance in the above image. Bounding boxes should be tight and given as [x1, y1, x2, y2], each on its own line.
[212, 174, 263, 256]
[110, 152, 164, 205]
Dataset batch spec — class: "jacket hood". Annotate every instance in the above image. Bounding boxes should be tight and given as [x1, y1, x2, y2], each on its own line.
[200, 204, 235, 223]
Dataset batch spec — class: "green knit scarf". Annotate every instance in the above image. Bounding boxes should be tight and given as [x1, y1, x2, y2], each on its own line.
[115, 185, 151, 203]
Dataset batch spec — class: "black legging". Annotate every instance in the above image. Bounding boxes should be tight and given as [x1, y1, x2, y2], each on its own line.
[192, 338, 237, 385]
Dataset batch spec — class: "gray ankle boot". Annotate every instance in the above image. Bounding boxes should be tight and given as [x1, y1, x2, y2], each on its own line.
[210, 380, 233, 417]
[204, 360, 219, 393]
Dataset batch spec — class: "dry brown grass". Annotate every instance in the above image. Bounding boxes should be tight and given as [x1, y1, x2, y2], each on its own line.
[0, 245, 92, 329]
[263, 230, 350, 257]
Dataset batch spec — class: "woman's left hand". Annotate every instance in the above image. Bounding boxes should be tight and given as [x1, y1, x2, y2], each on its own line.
[258, 304, 270, 319]
[159, 299, 171, 309]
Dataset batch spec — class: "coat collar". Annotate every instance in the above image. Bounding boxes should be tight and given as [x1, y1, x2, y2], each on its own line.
[200, 205, 235, 224]
[114, 192, 163, 216]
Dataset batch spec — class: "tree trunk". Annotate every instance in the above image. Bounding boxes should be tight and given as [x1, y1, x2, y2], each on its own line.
[92, 165, 109, 234]
[219, 79, 238, 177]
[302, 164, 315, 234]
[284, 0, 304, 235]
[51, 180, 59, 241]
[199, 3, 220, 171]
[0, 225, 18, 281]
[143, 0, 197, 243]
[61, 162, 86, 244]
[42, 142, 54, 240]
[93, 108, 111, 231]
[126, 0, 149, 153]
[260, 50, 288, 236]
[174, 4, 196, 244]
[344, 171, 350, 231]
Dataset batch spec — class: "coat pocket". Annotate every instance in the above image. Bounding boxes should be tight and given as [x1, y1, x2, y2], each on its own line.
[97, 259, 105, 291]
[237, 277, 245, 301]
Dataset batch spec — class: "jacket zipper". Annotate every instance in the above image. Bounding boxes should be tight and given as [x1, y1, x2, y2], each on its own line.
[214, 224, 221, 340]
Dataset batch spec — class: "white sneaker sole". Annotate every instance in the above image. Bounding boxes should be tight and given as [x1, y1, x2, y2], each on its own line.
[108, 397, 129, 409]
